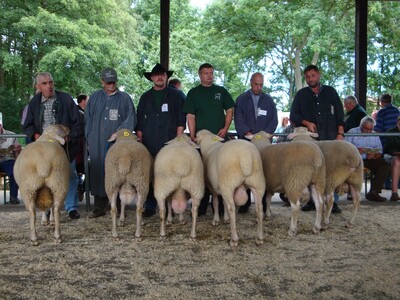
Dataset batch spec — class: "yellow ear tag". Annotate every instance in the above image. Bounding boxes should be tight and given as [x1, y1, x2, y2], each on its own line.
[124, 132, 130, 137]
[255, 134, 261, 139]
[213, 137, 219, 142]
[48, 139, 54, 142]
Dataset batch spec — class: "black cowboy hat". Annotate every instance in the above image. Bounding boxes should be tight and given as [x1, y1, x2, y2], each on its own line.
[144, 63, 173, 81]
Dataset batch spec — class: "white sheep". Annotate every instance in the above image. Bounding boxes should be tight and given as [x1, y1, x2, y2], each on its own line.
[13, 124, 70, 245]
[105, 129, 153, 241]
[250, 131, 326, 236]
[287, 127, 363, 228]
[153, 134, 204, 239]
[195, 129, 265, 247]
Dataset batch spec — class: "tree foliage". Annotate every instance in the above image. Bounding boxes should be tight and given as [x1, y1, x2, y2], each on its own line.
[1, 0, 399, 132]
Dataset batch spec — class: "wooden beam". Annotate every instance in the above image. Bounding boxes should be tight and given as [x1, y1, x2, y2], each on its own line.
[160, 0, 170, 69]
[355, 0, 368, 109]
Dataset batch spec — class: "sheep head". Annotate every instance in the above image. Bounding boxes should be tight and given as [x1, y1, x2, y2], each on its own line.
[195, 129, 224, 145]
[39, 124, 70, 145]
[165, 134, 199, 149]
[287, 127, 319, 141]
[249, 131, 273, 151]
[108, 129, 137, 142]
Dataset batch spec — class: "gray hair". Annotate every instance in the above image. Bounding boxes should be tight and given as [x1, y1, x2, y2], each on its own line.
[360, 116, 375, 127]
[344, 95, 358, 104]
[35, 72, 53, 84]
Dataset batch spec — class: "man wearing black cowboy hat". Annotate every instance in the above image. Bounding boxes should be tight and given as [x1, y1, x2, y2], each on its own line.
[136, 63, 186, 217]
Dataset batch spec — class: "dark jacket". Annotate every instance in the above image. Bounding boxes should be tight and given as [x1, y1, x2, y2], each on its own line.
[136, 87, 186, 157]
[23, 91, 81, 162]
[344, 104, 367, 132]
[234, 90, 278, 138]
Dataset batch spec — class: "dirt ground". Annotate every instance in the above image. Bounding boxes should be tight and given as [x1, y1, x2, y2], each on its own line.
[0, 196, 399, 300]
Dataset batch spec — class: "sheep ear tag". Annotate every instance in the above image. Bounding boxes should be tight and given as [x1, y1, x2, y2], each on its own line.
[212, 137, 219, 142]
[255, 134, 261, 139]
[124, 131, 130, 137]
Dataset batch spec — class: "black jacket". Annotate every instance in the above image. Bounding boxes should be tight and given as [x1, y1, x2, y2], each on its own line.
[23, 91, 81, 162]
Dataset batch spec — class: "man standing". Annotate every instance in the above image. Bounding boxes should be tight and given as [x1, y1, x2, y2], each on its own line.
[344, 95, 367, 132]
[183, 63, 235, 215]
[374, 93, 399, 147]
[0, 122, 21, 204]
[76, 94, 88, 201]
[290, 64, 345, 213]
[136, 63, 186, 217]
[86, 68, 136, 218]
[234, 72, 278, 213]
[24, 72, 81, 219]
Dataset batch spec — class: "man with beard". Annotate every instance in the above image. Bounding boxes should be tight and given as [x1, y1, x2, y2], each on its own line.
[290, 64, 345, 213]
[136, 63, 186, 217]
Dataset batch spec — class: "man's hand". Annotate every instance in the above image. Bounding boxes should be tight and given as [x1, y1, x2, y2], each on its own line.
[217, 128, 228, 138]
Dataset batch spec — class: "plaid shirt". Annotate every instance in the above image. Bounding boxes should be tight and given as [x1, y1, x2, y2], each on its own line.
[41, 95, 56, 130]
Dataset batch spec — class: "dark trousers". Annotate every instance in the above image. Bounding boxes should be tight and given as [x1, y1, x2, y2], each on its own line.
[198, 188, 224, 215]
[363, 158, 391, 192]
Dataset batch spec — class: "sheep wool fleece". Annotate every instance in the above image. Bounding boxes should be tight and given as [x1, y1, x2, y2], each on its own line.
[85, 89, 136, 197]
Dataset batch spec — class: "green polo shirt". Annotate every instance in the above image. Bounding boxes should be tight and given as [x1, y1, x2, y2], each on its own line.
[183, 84, 234, 136]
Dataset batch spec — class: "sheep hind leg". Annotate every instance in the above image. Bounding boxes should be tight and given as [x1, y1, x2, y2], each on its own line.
[250, 188, 264, 245]
[189, 197, 200, 240]
[109, 192, 119, 241]
[28, 201, 39, 246]
[166, 200, 173, 225]
[346, 185, 360, 228]
[322, 192, 334, 230]
[311, 186, 323, 234]
[224, 197, 239, 247]
[159, 199, 167, 239]
[135, 194, 144, 241]
[211, 194, 220, 226]
[288, 199, 301, 236]
[53, 201, 62, 244]
[264, 193, 273, 220]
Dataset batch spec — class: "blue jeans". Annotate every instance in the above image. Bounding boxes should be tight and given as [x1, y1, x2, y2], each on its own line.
[0, 159, 18, 198]
[64, 160, 79, 212]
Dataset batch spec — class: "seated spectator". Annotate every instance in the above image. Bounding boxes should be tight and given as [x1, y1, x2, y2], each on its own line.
[384, 116, 400, 201]
[346, 116, 391, 202]
[0, 123, 22, 204]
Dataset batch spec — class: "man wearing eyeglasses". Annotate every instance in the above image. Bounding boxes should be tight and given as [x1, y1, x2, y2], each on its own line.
[86, 68, 136, 218]
[346, 116, 391, 202]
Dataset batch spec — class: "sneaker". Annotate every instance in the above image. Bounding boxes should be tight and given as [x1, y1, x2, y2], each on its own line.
[68, 210, 80, 219]
[390, 192, 400, 202]
[301, 200, 315, 211]
[10, 197, 20, 204]
[331, 202, 342, 214]
[366, 191, 386, 202]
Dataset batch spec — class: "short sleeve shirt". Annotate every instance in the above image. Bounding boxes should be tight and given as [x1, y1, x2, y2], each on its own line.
[183, 84, 234, 135]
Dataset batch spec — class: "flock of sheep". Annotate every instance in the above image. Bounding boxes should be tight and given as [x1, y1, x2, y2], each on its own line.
[13, 124, 364, 247]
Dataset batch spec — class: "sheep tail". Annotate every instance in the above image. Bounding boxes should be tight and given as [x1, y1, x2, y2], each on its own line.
[240, 155, 254, 178]
[173, 163, 190, 178]
[36, 162, 52, 178]
[36, 187, 53, 211]
[117, 157, 132, 176]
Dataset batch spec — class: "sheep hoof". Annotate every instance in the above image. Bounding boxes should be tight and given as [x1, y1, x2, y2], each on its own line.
[166, 221, 172, 226]
[160, 235, 166, 240]
[41, 221, 49, 226]
[230, 239, 239, 248]
[321, 222, 329, 230]
[223, 219, 230, 224]
[345, 222, 353, 229]
[312, 226, 321, 234]
[54, 238, 62, 244]
[179, 220, 186, 225]
[212, 220, 219, 226]
[256, 238, 264, 246]
[288, 228, 297, 237]
[189, 236, 196, 241]
[31, 240, 39, 246]
[135, 236, 142, 242]
[112, 236, 120, 242]
[118, 221, 124, 227]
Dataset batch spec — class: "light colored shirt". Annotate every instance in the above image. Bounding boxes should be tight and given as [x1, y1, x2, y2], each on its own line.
[345, 126, 382, 159]
[0, 129, 19, 162]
